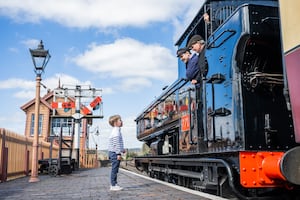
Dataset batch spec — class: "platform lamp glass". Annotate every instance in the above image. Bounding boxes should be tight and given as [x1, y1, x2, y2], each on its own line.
[28, 40, 51, 183]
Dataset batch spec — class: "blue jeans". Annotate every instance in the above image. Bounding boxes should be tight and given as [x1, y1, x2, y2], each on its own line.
[109, 151, 120, 186]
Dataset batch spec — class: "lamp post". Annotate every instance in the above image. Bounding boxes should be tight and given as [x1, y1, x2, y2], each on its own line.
[94, 128, 99, 168]
[88, 126, 99, 168]
[28, 40, 51, 183]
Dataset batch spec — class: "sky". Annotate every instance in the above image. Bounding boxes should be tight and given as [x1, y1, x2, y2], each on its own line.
[0, 0, 204, 150]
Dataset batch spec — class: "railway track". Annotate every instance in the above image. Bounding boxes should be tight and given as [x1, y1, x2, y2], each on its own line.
[121, 159, 144, 174]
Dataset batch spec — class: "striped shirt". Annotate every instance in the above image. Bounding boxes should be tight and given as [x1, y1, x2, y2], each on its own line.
[108, 127, 124, 154]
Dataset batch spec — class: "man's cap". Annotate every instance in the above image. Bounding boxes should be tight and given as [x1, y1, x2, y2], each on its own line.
[176, 47, 189, 57]
[187, 35, 204, 48]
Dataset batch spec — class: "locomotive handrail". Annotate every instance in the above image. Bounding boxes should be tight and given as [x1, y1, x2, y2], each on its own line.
[137, 118, 180, 142]
[207, 29, 236, 49]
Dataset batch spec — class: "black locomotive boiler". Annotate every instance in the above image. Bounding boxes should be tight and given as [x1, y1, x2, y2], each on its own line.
[134, 0, 300, 199]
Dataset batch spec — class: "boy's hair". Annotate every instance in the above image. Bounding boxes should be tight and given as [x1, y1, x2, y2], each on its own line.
[108, 115, 121, 127]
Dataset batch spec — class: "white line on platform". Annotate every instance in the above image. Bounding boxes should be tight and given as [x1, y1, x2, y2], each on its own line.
[121, 168, 229, 200]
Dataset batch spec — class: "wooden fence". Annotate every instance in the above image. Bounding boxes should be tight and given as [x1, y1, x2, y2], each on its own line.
[0, 128, 60, 182]
[83, 149, 99, 168]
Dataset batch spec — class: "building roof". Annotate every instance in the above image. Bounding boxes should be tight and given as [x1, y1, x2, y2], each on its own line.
[20, 91, 54, 112]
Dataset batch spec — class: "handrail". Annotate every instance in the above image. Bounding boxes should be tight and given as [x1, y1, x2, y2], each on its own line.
[207, 29, 236, 49]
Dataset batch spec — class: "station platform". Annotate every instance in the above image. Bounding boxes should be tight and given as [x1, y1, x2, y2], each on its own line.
[0, 167, 227, 200]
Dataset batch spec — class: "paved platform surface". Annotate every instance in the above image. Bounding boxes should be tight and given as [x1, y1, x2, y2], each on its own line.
[0, 167, 226, 200]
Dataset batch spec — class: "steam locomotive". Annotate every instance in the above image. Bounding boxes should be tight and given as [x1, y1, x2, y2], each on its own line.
[134, 0, 300, 199]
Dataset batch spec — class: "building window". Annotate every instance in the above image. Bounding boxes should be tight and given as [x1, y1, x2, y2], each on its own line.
[51, 118, 80, 137]
[30, 114, 43, 136]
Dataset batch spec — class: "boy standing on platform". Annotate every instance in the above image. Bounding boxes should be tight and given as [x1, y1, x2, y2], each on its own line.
[108, 114, 125, 191]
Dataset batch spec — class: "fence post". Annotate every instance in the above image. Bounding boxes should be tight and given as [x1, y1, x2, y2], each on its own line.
[1, 129, 8, 182]
[25, 150, 30, 176]
[1, 147, 8, 182]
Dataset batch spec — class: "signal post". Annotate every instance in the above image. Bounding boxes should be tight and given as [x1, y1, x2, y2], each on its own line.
[52, 84, 103, 169]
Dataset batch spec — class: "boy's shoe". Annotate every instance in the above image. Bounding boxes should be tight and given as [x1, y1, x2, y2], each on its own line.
[110, 185, 123, 191]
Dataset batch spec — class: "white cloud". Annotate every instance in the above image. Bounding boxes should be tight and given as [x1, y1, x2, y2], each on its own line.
[45, 73, 92, 89]
[8, 47, 19, 53]
[14, 90, 35, 99]
[21, 39, 40, 49]
[0, 74, 93, 99]
[0, 78, 34, 89]
[101, 87, 114, 95]
[119, 77, 152, 92]
[0, 0, 197, 29]
[73, 38, 177, 86]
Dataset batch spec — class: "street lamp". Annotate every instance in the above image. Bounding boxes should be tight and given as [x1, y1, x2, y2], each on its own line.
[93, 127, 99, 168]
[28, 40, 51, 183]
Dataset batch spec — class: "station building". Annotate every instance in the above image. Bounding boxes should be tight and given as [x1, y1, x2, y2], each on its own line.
[20, 85, 100, 168]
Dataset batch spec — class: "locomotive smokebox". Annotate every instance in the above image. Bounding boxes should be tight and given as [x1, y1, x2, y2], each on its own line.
[280, 146, 300, 185]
